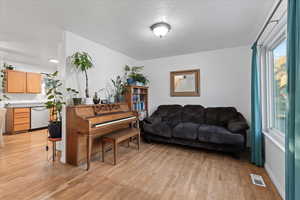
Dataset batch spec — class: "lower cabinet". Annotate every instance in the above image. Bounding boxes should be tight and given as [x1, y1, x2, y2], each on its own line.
[6, 108, 31, 134]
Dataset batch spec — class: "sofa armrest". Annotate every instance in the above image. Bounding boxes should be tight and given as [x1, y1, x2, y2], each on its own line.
[143, 116, 161, 124]
[227, 113, 249, 133]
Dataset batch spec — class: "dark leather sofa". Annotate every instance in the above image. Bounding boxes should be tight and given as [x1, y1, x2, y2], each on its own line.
[142, 105, 249, 156]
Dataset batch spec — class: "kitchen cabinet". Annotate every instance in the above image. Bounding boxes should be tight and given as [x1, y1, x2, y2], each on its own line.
[5, 70, 27, 93]
[26, 72, 42, 93]
[6, 108, 31, 134]
[4, 70, 42, 94]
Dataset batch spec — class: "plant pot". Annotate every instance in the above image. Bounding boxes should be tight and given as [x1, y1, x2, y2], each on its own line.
[115, 95, 124, 103]
[93, 98, 100, 104]
[48, 121, 62, 138]
[85, 98, 93, 105]
[72, 98, 82, 105]
[127, 78, 135, 85]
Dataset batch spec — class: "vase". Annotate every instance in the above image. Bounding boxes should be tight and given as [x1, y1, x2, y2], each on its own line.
[48, 121, 62, 138]
[85, 98, 93, 105]
[93, 97, 100, 104]
[127, 78, 135, 85]
[72, 98, 82, 105]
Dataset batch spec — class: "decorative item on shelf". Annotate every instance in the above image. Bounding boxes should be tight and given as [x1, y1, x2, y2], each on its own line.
[66, 88, 82, 105]
[70, 51, 94, 104]
[101, 99, 108, 104]
[124, 65, 149, 86]
[111, 75, 127, 103]
[43, 71, 65, 138]
[93, 92, 100, 104]
[2, 62, 14, 70]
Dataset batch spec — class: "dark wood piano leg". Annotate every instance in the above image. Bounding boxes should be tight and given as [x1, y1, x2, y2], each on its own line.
[113, 141, 117, 165]
[102, 140, 105, 162]
[87, 135, 92, 171]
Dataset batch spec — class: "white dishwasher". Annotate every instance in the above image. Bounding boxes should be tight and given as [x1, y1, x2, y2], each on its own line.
[31, 106, 49, 129]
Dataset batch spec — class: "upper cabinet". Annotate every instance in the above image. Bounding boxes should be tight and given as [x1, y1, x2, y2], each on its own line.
[5, 70, 27, 93]
[26, 72, 41, 93]
[4, 70, 42, 94]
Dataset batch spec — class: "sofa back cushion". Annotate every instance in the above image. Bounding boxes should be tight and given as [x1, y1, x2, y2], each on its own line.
[152, 105, 182, 120]
[204, 107, 238, 126]
[182, 105, 205, 124]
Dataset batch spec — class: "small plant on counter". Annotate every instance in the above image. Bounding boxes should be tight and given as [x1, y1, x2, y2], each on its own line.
[111, 76, 127, 103]
[43, 71, 65, 138]
[70, 52, 94, 99]
[124, 65, 149, 86]
[66, 88, 82, 105]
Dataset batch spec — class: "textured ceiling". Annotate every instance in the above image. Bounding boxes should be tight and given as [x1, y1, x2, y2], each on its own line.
[0, 0, 276, 61]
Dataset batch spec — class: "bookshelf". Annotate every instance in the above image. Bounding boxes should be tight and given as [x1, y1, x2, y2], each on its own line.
[125, 86, 148, 119]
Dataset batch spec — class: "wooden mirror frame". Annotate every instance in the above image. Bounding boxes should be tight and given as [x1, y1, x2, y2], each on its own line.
[170, 69, 200, 97]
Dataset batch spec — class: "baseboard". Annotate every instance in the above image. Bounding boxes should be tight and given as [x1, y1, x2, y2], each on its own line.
[265, 163, 285, 199]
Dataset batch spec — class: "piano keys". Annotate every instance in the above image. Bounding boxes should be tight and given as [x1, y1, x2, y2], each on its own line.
[66, 103, 138, 170]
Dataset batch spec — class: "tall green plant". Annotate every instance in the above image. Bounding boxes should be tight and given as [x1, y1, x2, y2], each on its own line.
[43, 71, 65, 122]
[70, 52, 94, 98]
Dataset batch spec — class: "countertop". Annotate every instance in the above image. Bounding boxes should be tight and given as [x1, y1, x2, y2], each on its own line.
[4, 100, 47, 108]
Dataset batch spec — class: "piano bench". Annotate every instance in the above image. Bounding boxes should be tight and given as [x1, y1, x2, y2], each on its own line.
[102, 128, 140, 165]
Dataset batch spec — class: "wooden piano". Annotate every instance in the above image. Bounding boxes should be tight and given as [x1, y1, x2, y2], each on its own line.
[66, 103, 138, 170]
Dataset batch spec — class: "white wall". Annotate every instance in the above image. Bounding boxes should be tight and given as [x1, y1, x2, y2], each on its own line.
[64, 32, 136, 99]
[137, 46, 251, 122]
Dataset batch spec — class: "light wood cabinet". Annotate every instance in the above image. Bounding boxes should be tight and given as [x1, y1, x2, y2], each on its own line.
[6, 108, 31, 134]
[26, 72, 42, 93]
[5, 70, 27, 93]
[4, 70, 42, 94]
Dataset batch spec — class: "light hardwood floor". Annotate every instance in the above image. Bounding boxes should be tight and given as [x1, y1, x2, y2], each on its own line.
[0, 130, 281, 200]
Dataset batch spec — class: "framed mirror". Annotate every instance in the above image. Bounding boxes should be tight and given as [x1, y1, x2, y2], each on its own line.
[170, 69, 200, 96]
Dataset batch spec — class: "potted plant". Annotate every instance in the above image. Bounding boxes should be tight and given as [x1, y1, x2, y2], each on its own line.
[0, 63, 10, 108]
[3, 62, 14, 70]
[70, 52, 94, 104]
[93, 92, 100, 104]
[111, 76, 127, 103]
[66, 88, 82, 105]
[44, 71, 65, 138]
[0, 94, 9, 108]
[124, 65, 149, 86]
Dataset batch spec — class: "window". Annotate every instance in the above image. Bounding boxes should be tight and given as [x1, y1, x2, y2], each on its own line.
[270, 39, 287, 133]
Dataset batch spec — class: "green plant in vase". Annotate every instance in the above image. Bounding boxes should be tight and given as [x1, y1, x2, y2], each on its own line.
[111, 76, 127, 103]
[43, 71, 65, 138]
[66, 88, 82, 105]
[124, 65, 149, 86]
[70, 52, 94, 103]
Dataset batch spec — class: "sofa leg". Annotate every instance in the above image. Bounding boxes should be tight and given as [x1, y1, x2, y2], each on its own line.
[144, 137, 152, 143]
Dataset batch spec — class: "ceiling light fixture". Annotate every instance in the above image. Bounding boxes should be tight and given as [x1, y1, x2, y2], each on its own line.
[49, 59, 59, 64]
[150, 22, 171, 38]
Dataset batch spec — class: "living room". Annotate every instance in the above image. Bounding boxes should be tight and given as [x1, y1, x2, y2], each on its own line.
[0, 0, 299, 200]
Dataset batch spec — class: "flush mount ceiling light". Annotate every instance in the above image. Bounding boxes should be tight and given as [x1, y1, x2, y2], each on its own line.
[49, 59, 59, 64]
[150, 22, 171, 38]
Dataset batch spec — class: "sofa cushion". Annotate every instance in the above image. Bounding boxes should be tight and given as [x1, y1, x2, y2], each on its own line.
[144, 121, 172, 138]
[204, 107, 238, 126]
[198, 124, 244, 145]
[182, 105, 205, 124]
[153, 105, 182, 121]
[173, 122, 199, 140]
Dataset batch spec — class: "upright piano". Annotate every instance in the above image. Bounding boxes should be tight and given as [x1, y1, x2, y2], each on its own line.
[66, 103, 137, 170]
